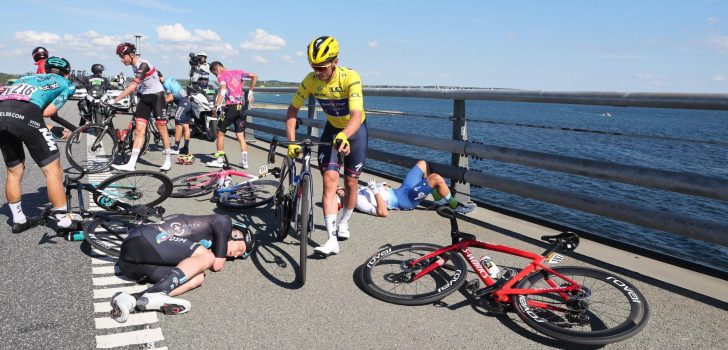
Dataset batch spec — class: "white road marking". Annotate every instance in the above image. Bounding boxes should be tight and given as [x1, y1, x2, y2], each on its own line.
[95, 327, 165, 349]
[94, 312, 159, 329]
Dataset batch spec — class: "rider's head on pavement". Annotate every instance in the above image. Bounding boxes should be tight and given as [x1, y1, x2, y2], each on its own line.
[227, 225, 247, 258]
[209, 61, 224, 76]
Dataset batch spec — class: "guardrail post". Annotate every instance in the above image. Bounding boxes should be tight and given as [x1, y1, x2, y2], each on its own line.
[307, 96, 318, 137]
[451, 99, 470, 200]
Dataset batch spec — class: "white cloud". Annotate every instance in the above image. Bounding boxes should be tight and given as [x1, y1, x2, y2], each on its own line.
[281, 54, 295, 63]
[368, 41, 378, 48]
[240, 29, 286, 51]
[252, 55, 267, 63]
[157, 24, 194, 42]
[295, 51, 305, 57]
[704, 36, 728, 54]
[706, 17, 718, 25]
[194, 29, 221, 42]
[712, 74, 726, 81]
[15, 30, 61, 44]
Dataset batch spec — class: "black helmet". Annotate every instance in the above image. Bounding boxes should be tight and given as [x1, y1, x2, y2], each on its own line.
[44, 56, 71, 75]
[32, 46, 49, 62]
[91, 64, 104, 75]
[116, 42, 136, 56]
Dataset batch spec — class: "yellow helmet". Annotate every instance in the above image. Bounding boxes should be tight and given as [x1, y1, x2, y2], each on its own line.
[307, 36, 339, 66]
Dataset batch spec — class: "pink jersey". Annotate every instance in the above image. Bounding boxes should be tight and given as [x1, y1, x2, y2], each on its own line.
[217, 69, 251, 105]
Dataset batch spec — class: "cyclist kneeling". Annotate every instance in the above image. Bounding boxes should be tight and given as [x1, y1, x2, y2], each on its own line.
[110, 214, 256, 323]
[348, 160, 476, 218]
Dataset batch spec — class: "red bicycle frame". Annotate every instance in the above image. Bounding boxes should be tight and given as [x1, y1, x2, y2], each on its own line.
[408, 238, 583, 306]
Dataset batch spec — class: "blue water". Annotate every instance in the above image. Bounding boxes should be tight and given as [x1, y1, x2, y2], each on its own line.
[254, 93, 728, 271]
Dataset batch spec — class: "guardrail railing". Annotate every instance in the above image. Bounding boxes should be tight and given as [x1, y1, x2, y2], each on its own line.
[246, 87, 728, 248]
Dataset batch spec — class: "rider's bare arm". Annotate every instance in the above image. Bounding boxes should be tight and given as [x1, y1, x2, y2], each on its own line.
[285, 105, 300, 141]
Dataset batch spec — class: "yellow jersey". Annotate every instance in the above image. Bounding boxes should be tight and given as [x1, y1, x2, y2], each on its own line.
[291, 66, 366, 129]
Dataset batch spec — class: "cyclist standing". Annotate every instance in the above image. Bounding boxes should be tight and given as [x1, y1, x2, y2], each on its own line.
[110, 214, 256, 322]
[285, 36, 368, 256]
[0, 57, 75, 233]
[109, 42, 173, 171]
[206, 61, 258, 169]
[160, 74, 192, 155]
[32, 47, 49, 74]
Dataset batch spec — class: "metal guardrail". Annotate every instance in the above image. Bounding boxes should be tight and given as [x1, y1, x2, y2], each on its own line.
[247, 88, 728, 247]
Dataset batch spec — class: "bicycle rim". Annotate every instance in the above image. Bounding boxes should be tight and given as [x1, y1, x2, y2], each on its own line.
[170, 172, 218, 198]
[218, 179, 280, 209]
[93, 171, 172, 209]
[511, 266, 650, 345]
[83, 215, 137, 257]
[360, 243, 468, 305]
[298, 175, 312, 286]
[66, 124, 118, 173]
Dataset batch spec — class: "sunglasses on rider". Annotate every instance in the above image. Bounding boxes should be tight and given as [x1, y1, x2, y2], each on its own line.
[311, 63, 333, 72]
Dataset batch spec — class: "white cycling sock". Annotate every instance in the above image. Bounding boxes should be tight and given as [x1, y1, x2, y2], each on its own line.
[324, 214, 337, 239]
[9, 201, 26, 224]
[127, 148, 141, 166]
[242, 151, 248, 161]
[339, 208, 354, 224]
[55, 206, 72, 228]
[164, 148, 171, 161]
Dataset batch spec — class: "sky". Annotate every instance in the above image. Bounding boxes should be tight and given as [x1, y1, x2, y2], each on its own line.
[1, 0, 728, 93]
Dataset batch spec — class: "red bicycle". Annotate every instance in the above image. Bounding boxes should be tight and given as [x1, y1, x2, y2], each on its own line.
[358, 207, 649, 345]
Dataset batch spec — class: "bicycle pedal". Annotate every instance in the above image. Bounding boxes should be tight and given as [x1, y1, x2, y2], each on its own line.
[465, 279, 480, 293]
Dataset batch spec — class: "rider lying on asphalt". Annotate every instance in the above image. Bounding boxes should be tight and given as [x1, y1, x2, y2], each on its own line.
[110, 213, 256, 322]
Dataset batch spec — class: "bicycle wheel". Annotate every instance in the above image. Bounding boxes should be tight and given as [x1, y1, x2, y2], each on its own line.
[83, 215, 137, 257]
[359, 243, 468, 305]
[218, 179, 280, 209]
[169, 172, 219, 198]
[273, 158, 293, 240]
[298, 174, 313, 286]
[66, 123, 118, 173]
[93, 171, 172, 209]
[511, 266, 649, 345]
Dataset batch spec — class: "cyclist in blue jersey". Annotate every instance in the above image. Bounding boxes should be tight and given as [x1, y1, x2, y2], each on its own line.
[160, 74, 192, 155]
[346, 160, 476, 219]
[110, 214, 256, 323]
[0, 57, 76, 233]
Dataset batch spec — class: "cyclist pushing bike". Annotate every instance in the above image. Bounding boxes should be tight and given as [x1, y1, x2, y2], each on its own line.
[111, 213, 256, 323]
[285, 36, 368, 257]
[0, 57, 76, 233]
[109, 42, 173, 172]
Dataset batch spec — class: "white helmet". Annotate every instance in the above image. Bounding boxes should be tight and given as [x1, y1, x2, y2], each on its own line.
[197, 51, 207, 57]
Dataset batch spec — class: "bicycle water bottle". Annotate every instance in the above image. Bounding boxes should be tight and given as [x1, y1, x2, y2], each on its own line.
[70, 231, 85, 241]
[479, 256, 500, 279]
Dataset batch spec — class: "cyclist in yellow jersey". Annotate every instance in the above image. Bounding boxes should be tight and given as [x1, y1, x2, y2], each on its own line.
[286, 36, 368, 256]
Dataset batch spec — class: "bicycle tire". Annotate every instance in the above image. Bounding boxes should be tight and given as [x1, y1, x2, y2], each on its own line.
[66, 123, 118, 173]
[83, 215, 137, 257]
[217, 179, 280, 209]
[169, 172, 219, 198]
[359, 243, 468, 305]
[273, 157, 293, 241]
[93, 171, 172, 209]
[298, 174, 313, 286]
[511, 266, 649, 345]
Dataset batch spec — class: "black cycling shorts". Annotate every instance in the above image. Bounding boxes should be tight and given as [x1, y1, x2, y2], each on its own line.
[218, 103, 247, 133]
[0, 100, 60, 167]
[134, 92, 166, 125]
[118, 232, 200, 283]
[318, 121, 368, 178]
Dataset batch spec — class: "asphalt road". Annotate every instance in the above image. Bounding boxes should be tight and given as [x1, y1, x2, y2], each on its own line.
[0, 101, 726, 349]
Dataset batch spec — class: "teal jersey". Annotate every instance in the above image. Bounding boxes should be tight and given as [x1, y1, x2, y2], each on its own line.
[0, 74, 75, 110]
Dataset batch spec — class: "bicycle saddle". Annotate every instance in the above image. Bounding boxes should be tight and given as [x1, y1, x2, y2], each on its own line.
[541, 231, 580, 252]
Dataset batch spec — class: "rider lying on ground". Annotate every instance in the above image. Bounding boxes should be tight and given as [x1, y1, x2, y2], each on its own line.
[110, 213, 256, 323]
[340, 160, 476, 219]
